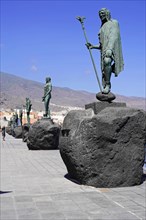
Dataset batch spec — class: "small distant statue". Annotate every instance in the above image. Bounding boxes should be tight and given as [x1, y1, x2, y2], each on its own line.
[12, 113, 16, 127]
[42, 77, 52, 118]
[19, 109, 23, 126]
[11, 113, 16, 136]
[15, 112, 18, 126]
[86, 8, 124, 94]
[26, 98, 32, 124]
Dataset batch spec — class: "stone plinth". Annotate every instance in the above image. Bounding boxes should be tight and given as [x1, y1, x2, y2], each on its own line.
[60, 106, 146, 188]
[27, 119, 60, 150]
[85, 101, 126, 114]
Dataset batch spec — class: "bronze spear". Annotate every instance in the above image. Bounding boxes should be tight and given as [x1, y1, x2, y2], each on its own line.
[76, 16, 102, 92]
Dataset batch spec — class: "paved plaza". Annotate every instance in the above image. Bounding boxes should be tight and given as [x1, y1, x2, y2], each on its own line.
[0, 134, 146, 220]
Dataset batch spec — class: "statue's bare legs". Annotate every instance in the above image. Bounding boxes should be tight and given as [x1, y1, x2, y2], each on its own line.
[27, 112, 30, 124]
[44, 98, 51, 118]
[102, 56, 112, 94]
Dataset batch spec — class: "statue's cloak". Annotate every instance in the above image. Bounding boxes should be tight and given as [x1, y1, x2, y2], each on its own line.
[98, 19, 124, 75]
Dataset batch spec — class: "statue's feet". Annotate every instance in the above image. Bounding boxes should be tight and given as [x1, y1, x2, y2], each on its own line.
[102, 85, 110, 94]
[96, 91, 116, 102]
[43, 113, 51, 119]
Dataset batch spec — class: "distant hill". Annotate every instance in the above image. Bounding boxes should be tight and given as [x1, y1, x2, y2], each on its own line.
[0, 72, 145, 111]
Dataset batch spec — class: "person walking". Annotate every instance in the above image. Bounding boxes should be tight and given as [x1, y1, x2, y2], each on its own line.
[2, 126, 6, 141]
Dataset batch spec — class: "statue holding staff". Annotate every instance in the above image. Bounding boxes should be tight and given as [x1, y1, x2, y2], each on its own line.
[77, 8, 124, 99]
[42, 77, 52, 118]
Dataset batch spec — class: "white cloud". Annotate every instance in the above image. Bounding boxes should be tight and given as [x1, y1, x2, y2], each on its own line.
[85, 69, 91, 75]
[31, 64, 38, 72]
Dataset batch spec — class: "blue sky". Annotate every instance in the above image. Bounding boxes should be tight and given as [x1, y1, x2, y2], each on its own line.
[1, 0, 145, 97]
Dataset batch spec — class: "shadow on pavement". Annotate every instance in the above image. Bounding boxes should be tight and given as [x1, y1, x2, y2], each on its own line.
[65, 173, 146, 187]
[0, 191, 12, 195]
[142, 174, 146, 182]
[64, 173, 81, 185]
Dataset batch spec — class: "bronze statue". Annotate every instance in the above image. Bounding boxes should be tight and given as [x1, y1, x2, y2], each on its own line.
[26, 98, 32, 124]
[15, 112, 18, 126]
[86, 8, 124, 94]
[12, 112, 18, 127]
[42, 77, 52, 118]
[19, 109, 23, 126]
[11, 113, 16, 136]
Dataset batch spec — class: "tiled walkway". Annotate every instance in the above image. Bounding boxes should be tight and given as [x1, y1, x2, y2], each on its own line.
[0, 134, 146, 220]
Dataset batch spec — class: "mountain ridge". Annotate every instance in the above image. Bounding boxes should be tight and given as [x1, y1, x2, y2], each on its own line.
[0, 72, 145, 111]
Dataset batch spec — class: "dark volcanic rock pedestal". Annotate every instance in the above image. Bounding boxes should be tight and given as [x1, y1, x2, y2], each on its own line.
[6, 126, 22, 138]
[13, 126, 22, 139]
[62, 109, 94, 134]
[22, 124, 30, 142]
[60, 104, 146, 188]
[27, 119, 60, 150]
[6, 127, 12, 135]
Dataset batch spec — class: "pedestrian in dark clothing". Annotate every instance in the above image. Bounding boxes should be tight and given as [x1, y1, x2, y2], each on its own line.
[2, 126, 6, 141]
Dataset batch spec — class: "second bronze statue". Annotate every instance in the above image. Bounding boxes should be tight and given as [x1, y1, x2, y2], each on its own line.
[42, 77, 52, 118]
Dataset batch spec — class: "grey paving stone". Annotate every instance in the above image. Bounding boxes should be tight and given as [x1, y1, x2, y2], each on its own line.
[15, 201, 36, 209]
[63, 211, 90, 220]
[35, 201, 58, 212]
[14, 195, 33, 202]
[33, 195, 52, 202]
[0, 209, 18, 220]
[1, 198, 15, 210]
[132, 211, 146, 219]
[0, 134, 146, 220]
[16, 207, 40, 216]
[17, 214, 41, 220]
[40, 212, 65, 220]
[88, 213, 140, 220]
